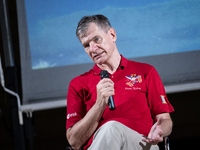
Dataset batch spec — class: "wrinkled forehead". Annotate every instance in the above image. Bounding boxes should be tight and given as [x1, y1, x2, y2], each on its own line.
[80, 23, 102, 43]
[80, 23, 100, 38]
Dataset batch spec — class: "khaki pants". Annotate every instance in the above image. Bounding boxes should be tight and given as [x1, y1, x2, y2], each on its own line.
[88, 121, 159, 150]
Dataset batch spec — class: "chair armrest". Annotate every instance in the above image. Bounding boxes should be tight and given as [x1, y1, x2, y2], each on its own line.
[164, 137, 170, 150]
[66, 146, 83, 150]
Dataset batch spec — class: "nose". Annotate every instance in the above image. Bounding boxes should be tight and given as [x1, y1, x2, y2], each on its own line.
[89, 41, 98, 53]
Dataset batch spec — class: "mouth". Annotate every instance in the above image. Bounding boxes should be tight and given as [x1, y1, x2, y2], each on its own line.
[94, 51, 104, 58]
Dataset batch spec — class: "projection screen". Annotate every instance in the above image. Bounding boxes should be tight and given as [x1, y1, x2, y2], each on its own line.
[16, 0, 200, 111]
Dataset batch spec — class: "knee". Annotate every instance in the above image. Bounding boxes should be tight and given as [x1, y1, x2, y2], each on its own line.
[96, 121, 122, 143]
[103, 121, 118, 128]
[99, 121, 121, 136]
[90, 121, 123, 149]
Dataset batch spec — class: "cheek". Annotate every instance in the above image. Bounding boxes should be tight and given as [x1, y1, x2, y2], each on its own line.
[104, 43, 114, 54]
[84, 49, 90, 55]
[85, 50, 94, 60]
[103, 38, 114, 51]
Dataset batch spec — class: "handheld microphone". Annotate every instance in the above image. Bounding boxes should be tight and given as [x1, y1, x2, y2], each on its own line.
[100, 70, 115, 110]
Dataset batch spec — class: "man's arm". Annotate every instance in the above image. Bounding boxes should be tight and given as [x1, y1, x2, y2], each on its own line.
[66, 78, 114, 150]
[67, 103, 106, 150]
[142, 112, 173, 145]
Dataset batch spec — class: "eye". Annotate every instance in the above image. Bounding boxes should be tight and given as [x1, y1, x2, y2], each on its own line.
[95, 37, 99, 41]
[94, 37, 102, 43]
[84, 43, 89, 48]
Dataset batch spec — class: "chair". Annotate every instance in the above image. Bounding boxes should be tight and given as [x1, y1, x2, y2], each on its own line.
[66, 146, 82, 150]
[164, 137, 170, 150]
[66, 137, 170, 150]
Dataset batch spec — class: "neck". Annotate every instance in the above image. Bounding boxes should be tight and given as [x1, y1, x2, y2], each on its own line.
[97, 51, 121, 74]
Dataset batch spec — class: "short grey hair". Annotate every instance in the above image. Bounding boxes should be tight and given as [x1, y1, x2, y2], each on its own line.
[76, 14, 112, 40]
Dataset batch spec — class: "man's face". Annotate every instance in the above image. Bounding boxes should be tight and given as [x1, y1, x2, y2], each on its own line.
[80, 23, 116, 65]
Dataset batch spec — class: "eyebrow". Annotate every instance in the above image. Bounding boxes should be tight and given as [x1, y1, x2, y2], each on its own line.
[82, 36, 99, 47]
[82, 40, 90, 48]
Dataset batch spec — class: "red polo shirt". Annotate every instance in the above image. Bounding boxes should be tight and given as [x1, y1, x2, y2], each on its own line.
[66, 55, 174, 149]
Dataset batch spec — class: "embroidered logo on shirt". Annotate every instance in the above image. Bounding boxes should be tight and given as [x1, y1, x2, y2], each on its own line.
[160, 95, 167, 104]
[125, 74, 142, 87]
[67, 112, 77, 119]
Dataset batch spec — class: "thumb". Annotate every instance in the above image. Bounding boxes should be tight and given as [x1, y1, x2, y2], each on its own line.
[157, 116, 163, 125]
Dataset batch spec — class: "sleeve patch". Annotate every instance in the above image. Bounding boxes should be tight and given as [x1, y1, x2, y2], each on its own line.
[160, 95, 167, 104]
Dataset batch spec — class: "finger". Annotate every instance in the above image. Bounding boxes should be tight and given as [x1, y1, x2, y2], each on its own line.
[98, 83, 115, 102]
[102, 87, 115, 96]
[142, 137, 152, 143]
[100, 80, 114, 90]
[147, 133, 152, 140]
[151, 126, 164, 140]
[101, 78, 114, 84]
[157, 136, 164, 143]
[152, 136, 163, 144]
[97, 79, 114, 91]
[142, 138, 150, 143]
[142, 138, 159, 145]
[145, 137, 161, 145]
[149, 140, 160, 145]
[147, 123, 157, 139]
[158, 129, 164, 136]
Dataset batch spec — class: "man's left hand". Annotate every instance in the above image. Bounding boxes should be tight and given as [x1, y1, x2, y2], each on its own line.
[142, 116, 164, 145]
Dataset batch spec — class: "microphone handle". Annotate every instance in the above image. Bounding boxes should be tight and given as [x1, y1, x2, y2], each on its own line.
[108, 95, 115, 110]
[100, 70, 115, 110]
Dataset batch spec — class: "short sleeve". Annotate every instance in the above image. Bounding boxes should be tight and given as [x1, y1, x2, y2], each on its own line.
[146, 67, 174, 120]
[66, 78, 87, 129]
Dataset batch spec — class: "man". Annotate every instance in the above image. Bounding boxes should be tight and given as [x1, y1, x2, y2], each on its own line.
[66, 15, 174, 150]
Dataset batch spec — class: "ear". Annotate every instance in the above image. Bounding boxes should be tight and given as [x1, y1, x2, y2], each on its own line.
[109, 28, 117, 42]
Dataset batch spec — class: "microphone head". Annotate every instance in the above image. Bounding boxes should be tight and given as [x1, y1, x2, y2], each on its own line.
[100, 70, 109, 79]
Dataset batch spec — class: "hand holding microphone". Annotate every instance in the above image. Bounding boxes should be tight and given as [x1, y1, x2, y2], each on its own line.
[100, 70, 115, 110]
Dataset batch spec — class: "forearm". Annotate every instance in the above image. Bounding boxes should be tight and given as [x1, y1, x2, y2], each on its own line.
[160, 118, 173, 137]
[67, 103, 106, 150]
[156, 113, 173, 137]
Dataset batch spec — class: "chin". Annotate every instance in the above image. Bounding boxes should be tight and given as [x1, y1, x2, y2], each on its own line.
[94, 58, 106, 65]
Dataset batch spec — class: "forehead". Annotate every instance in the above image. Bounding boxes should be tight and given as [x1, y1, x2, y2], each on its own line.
[80, 23, 105, 44]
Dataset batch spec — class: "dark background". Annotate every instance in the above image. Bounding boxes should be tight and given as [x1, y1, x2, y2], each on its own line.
[1, 88, 200, 150]
[0, 1, 200, 150]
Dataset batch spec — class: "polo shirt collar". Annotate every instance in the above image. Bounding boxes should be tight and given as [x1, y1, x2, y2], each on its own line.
[92, 55, 128, 75]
